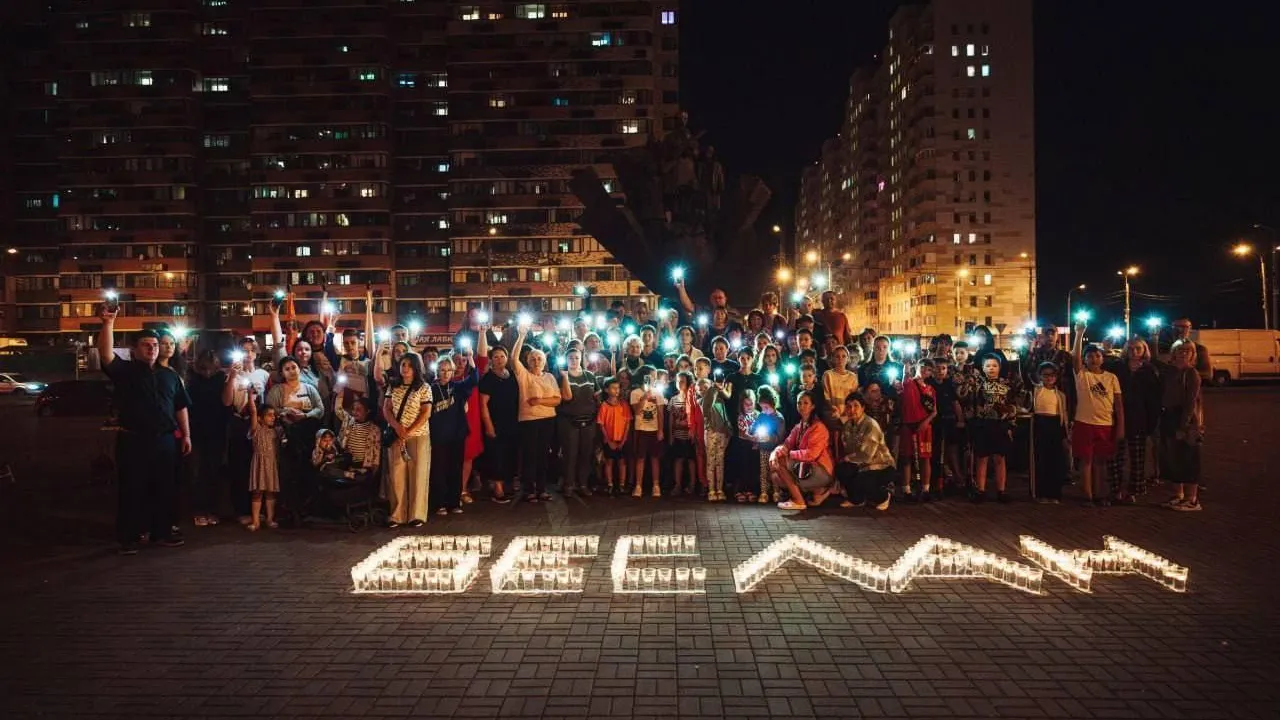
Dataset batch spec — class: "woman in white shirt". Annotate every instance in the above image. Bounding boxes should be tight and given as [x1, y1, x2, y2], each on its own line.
[512, 324, 561, 503]
[382, 353, 433, 527]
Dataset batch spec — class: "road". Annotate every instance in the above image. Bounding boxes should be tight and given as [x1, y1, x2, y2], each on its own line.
[0, 388, 1278, 719]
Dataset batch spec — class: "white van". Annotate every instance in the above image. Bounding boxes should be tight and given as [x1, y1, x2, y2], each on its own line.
[1194, 329, 1280, 385]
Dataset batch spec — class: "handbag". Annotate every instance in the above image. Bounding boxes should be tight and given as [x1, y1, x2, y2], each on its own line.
[382, 386, 413, 447]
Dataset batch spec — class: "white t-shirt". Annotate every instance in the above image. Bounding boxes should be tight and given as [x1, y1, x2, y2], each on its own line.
[1032, 386, 1059, 416]
[630, 388, 666, 433]
[1074, 370, 1121, 426]
[516, 370, 559, 422]
[231, 368, 270, 415]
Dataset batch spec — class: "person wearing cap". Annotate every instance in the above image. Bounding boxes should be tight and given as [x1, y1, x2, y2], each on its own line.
[98, 304, 192, 555]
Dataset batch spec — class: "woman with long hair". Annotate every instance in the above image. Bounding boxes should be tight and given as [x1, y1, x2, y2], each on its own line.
[265, 355, 325, 515]
[1108, 337, 1161, 502]
[383, 352, 433, 526]
[557, 346, 599, 496]
[768, 391, 836, 511]
[511, 323, 561, 503]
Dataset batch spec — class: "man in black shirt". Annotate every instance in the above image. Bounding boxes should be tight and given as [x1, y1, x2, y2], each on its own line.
[99, 305, 192, 555]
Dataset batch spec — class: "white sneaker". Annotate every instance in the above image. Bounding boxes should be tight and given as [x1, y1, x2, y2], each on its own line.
[631, 486, 643, 499]
[652, 487, 662, 498]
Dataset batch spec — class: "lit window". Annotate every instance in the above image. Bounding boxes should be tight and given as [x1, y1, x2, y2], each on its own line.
[618, 120, 640, 134]
[951, 45, 959, 56]
[982, 274, 992, 286]
[336, 274, 352, 285]
[204, 0, 228, 5]
[966, 65, 975, 78]
[44, 82, 57, 96]
[201, 23, 228, 35]
[396, 72, 417, 88]
[202, 134, 231, 148]
[294, 189, 309, 199]
[602, 180, 615, 193]
[356, 68, 378, 82]
[76, 19, 89, 29]
[516, 3, 546, 19]
[204, 77, 230, 92]
[618, 90, 636, 105]
[486, 12, 503, 19]
[952, 233, 961, 244]
[432, 102, 448, 116]
[296, 246, 312, 257]
[488, 94, 512, 108]
[427, 73, 447, 88]
[459, 5, 480, 20]
[486, 212, 508, 224]
[339, 45, 349, 53]
[24, 197, 43, 209]
[126, 12, 151, 27]
[968, 233, 977, 244]
[590, 32, 612, 47]
[981, 64, 991, 77]
[552, 96, 569, 107]
[900, 86, 907, 100]
[550, 5, 569, 18]
[966, 43, 975, 56]
[981, 44, 990, 56]
[967, 128, 976, 140]
[360, 185, 379, 198]
[438, 218, 450, 229]
[437, 162, 450, 172]
[661, 10, 676, 25]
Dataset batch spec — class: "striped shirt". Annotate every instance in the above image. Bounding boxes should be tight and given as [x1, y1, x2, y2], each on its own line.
[336, 404, 380, 467]
[386, 383, 432, 437]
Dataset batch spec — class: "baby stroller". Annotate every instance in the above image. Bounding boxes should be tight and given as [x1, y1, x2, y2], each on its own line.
[299, 430, 385, 532]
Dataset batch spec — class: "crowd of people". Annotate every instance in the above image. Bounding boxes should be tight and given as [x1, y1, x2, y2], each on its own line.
[98, 281, 1211, 555]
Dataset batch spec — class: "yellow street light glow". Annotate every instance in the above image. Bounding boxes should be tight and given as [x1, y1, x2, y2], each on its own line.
[841, 252, 852, 261]
[1232, 242, 1253, 256]
[804, 250, 819, 265]
[772, 225, 782, 234]
[488, 227, 498, 235]
[776, 267, 792, 282]
[1019, 252, 1029, 259]
[5, 247, 17, 255]
[957, 268, 970, 278]
[1124, 265, 1140, 276]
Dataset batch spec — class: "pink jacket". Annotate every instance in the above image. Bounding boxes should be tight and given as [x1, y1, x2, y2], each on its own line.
[783, 420, 834, 477]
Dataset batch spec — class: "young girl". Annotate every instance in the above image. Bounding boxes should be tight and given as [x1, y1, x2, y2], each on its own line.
[596, 376, 633, 495]
[753, 386, 785, 503]
[247, 392, 281, 531]
[700, 376, 732, 501]
[729, 388, 760, 502]
[667, 371, 697, 494]
[1028, 361, 1069, 503]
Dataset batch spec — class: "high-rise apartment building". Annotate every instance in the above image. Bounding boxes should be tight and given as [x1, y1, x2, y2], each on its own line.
[0, 0, 678, 342]
[795, 0, 1035, 339]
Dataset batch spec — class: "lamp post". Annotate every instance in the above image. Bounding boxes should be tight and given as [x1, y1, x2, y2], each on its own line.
[487, 226, 498, 310]
[1250, 223, 1278, 331]
[1118, 266, 1139, 339]
[776, 266, 792, 324]
[1019, 251, 1035, 324]
[955, 268, 970, 332]
[1232, 243, 1271, 330]
[1066, 283, 1085, 338]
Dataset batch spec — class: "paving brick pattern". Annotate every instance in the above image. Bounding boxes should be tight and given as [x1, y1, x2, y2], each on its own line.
[2, 389, 1279, 719]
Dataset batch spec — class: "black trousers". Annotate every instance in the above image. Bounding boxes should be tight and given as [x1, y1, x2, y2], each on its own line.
[835, 462, 892, 506]
[116, 431, 178, 544]
[1032, 415, 1067, 500]
[227, 415, 253, 516]
[430, 438, 465, 510]
[518, 418, 555, 496]
[557, 417, 596, 492]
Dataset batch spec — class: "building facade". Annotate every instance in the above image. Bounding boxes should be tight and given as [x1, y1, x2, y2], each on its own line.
[1, 0, 679, 342]
[794, 0, 1035, 339]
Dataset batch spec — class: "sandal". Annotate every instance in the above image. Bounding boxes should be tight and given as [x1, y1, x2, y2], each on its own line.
[247, 523, 259, 532]
[461, 492, 474, 504]
[777, 500, 807, 511]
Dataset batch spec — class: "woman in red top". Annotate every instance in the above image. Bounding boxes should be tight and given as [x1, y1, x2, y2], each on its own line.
[768, 391, 835, 511]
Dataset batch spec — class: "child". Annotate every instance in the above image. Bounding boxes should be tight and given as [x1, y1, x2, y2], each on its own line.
[752, 386, 785, 503]
[899, 359, 938, 501]
[1071, 322, 1124, 506]
[700, 376, 732, 501]
[335, 392, 380, 478]
[689, 356, 711, 495]
[963, 353, 1020, 503]
[247, 392, 281, 531]
[629, 366, 666, 498]
[928, 357, 965, 494]
[729, 388, 760, 502]
[596, 376, 632, 495]
[1028, 361, 1070, 503]
[311, 428, 350, 480]
[666, 371, 697, 494]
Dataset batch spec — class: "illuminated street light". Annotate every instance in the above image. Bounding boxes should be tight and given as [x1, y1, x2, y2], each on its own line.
[804, 250, 819, 265]
[772, 225, 782, 234]
[1117, 267, 1140, 338]
[841, 252, 852, 261]
[6, 247, 17, 255]
[811, 274, 827, 290]
[1232, 243, 1271, 329]
[776, 267, 792, 283]
[488, 227, 498, 236]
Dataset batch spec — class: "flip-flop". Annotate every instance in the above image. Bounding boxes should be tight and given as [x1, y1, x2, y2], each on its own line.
[777, 500, 807, 511]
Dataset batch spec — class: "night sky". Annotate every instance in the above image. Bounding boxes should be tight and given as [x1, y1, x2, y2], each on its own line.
[682, 1, 1280, 329]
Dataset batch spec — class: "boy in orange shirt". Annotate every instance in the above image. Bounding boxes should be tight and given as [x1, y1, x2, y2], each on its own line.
[596, 376, 633, 496]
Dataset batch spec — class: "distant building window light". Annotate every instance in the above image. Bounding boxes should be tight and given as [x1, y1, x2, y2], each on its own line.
[201, 23, 228, 35]
[981, 64, 991, 77]
[432, 102, 449, 116]
[952, 233, 961, 245]
[24, 198, 44, 209]
[951, 45, 959, 57]
[619, 90, 637, 105]
[76, 19, 89, 29]
[44, 82, 58, 96]
[204, 77, 230, 92]
[437, 162, 450, 172]
[126, 13, 151, 28]
[551, 5, 569, 18]
[438, 218, 450, 229]
[966, 65, 976, 78]
[397, 73, 417, 88]
[460, 5, 480, 20]
[981, 44, 990, 56]
[486, 212, 508, 224]
[966, 43, 975, 56]
[969, 233, 977, 244]
[489, 94, 512, 108]
[983, 273, 993, 285]
[203, 134, 231, 148]
[552, 96, 569, 107]
[602, 180, 615, 193]
[294, 189, 309, 199]
[661, 10, 676, 25]
[516, 3, 546, 19]
[590, 32, 612, 47]
[486, 11, 503, 20]
[356, 69, 378, 82]
[296, 246, 312, 257]
[427, 73, 447, 87]
[967, 128, 976, 140]
[618, 120, 640, 134]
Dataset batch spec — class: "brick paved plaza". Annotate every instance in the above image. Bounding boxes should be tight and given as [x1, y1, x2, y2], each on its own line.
[1, 389, 1278, 720]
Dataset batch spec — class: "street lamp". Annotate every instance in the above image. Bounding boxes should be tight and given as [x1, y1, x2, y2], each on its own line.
[1251, 223, 1279, 330]
[1066, 283, 1086, 346]
[804, 249, 819, 266]
[1019, 251, 1035, 324]
[1118, 266, 1139, 339]
[1232, 243, 1271, 330]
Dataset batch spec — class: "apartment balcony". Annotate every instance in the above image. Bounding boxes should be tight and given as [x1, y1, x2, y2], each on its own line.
[251, 168, 392, 185]
[56, 199, 198, 216]
[15, 289, 61, 304]
[204, 286, 252, 302]
[393, 282, 450, 299]
[15, 317, 59, 333]
[449, 163, 613, 181]
[249, 138, 391, 155]
[248, 81, 389, 99]
[254, 255, 394, 272]
[58, 257, 196, 275]
[60, 171, 195, 187]
[455, 74, 654, 93]
[249, 226, 389, 242]
[248, 196, 391, 213]
[393, 255, 450, 271]
[449, 222, 580, 238]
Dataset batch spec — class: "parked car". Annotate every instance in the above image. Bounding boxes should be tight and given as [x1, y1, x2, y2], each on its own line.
[34, 380, 113, 417]
[0, 372, 48, 396]
[1195, 329, 1280, 385]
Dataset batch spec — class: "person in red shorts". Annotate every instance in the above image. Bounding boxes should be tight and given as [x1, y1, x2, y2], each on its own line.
[1071, 320, 1125, 506]
[899, 358, 938, 501]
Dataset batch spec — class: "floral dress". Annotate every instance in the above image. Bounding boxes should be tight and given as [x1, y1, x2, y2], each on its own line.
[248, 423, 282, 493]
